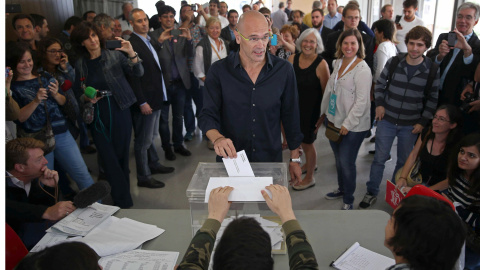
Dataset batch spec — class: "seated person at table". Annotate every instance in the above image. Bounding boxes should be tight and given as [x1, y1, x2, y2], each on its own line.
[6, 138, 76, 249]
[15, 242, 101, 270]
[396, 105, 463, 192]
[385, 195, 466, 270]
[177, 185, 318, 270]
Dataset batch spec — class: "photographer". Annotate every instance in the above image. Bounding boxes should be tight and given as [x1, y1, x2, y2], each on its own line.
[461, 60, 480, 134]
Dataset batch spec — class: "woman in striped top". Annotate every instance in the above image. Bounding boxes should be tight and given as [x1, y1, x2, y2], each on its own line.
[444, 133, 480, 269]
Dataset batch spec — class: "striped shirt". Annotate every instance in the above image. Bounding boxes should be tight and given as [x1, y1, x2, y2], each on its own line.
[448, 174, 480, 227]
[375, 56, 439, 127]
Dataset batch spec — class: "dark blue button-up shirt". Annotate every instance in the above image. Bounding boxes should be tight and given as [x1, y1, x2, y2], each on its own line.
[199, 51, 303, 162]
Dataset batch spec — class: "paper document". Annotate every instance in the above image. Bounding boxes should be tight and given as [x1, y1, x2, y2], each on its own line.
[204, 177, 273, 202]
[222, 150, 255, 177]
[49, 203, 119, 236]
[331, 242, 394, 270]
[99, 250, 179, 270]
[78, 216, 165, 257]
[30, 233, 81, 252]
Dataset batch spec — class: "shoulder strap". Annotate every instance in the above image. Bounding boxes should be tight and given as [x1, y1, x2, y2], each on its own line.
[384, 54, 403, 91]
[37, 73, 52, 127]
[422, 61, 439, 107]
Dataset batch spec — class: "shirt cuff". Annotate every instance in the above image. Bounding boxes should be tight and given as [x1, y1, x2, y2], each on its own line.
[464, 53, 474, 65]
[140, 102, 147, 106]
[435, 55, 442, 64]
[282, 219, 302, 235]
[201, 218, 221, 234]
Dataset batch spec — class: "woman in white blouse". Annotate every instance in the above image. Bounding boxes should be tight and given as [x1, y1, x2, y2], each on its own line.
[373, 19, 397, 84]
[193, 16, 229, 86]
[320, 29, 372, 210]
[193, 16, 229, 149]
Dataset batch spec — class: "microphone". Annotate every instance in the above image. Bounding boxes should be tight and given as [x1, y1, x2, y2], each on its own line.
[73, 181, 111, 208]
[84, 86, 97, 99]
[60, 79, 72, 92]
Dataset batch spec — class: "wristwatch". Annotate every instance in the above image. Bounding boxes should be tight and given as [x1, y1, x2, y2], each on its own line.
[289, 157, 301, 163]
[129, 52, 138, 60]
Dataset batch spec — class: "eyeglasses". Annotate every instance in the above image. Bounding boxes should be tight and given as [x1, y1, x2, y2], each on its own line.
[46, 49, 64, 54]
[236, 29, 272, 43]
[345, 16, 360, 21]
[457, 14, 475, 21]
[433, 115, 450, 123]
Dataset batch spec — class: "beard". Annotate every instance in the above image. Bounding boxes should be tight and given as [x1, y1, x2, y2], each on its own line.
[312, 21, 323, 29]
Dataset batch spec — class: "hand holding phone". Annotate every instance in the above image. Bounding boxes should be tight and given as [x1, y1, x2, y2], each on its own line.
[448, 31, 457, 47]
[106, 40, 122, 50]
[395, 15, 402, 25]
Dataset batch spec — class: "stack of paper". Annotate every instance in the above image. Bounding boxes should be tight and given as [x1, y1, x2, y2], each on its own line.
[98, 250, 179, 270]
[48, 203, 120, 236]
[77, 216, 165, 256]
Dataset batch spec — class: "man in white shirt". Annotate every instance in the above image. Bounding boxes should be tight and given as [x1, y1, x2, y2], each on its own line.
[396, 0, 424, 53]
[198, 0, 229, 29]
[324, 0, 342, 29]
[117, 2, 134, 37]
[219, 1, 228, 18]
[271, 2, 289, 29]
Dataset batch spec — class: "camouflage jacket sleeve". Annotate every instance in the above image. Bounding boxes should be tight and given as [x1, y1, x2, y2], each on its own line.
[177, 218, 220, 270]
[284, 220, 319, 270]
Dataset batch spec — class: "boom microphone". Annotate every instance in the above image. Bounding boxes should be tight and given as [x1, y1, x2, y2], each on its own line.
[73, 181, 111, 208]
[60, 79, 72, 92]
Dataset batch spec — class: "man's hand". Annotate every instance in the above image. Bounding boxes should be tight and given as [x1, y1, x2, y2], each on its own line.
[158, 29, 173, 44]
[214, 137, 237, 158]
[452, 28, 472, 57]
[179, 27, 192, 41]
[289, 162, 302, 186]
[42, 201, 76, 221]
[207, 186, 233, 223]
[140, 103, 153, 115]
[196, 4, 206, 15]
[437, 40, 451, 61]
[412, 123, 423, 134]
[468, 99, 480, 113]
[375, 106, 385, 121]
[461, 83, 474, 100]
[261, 184, 296, 224]
[396, 23, 403, 30]
[39, 167, 59, 187]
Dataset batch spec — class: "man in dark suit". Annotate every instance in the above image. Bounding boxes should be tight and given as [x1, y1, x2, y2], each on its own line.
[321, 3, 374, 72]
[311, 8, 333, 48]
[220, 9, 238, 42]
[149, 5, 194, 160]
[428, 2, 480, 106]
[128, 8, 175, 189]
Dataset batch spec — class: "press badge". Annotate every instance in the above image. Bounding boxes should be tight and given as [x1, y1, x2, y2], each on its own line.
[328, 94, 337, 116]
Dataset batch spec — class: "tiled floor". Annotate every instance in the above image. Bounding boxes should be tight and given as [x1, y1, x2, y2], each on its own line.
[81, 124, 395, 215]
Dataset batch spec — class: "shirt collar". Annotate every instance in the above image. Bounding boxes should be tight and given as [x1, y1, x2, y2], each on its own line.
[233, 50, 273, 70]
[327, 12, 341, 19]
[465, 31, 474, 41]
[6, 171, 31, 196]
[132, 31, 151, 42]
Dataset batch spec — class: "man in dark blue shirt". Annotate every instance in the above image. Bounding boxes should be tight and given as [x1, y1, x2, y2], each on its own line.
[199, 11, 304, 184]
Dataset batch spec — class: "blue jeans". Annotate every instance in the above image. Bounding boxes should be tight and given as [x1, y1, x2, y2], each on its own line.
[184, 72, 203, 135]
[329, 130, 368, 205]
[132, 110, 162, 182]
[160, 81, 187, 148]
[367, 120, 418, 196]
[45, 131, 94, 191]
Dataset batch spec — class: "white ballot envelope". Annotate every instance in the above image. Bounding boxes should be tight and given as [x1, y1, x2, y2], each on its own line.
[222, 150, 255, 177]
[204, 177, 273, 202]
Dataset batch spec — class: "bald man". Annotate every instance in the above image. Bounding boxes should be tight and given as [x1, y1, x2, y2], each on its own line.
[199, 11, 303, 184]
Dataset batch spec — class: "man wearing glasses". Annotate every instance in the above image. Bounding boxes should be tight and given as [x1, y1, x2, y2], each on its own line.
[322, 3, 374, 72]
[199, 11, 304, 185]
[428, 2, 480, 107]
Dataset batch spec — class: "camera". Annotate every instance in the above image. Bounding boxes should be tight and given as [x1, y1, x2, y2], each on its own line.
[191, 4, 196, 11]
[97, 90, 112, 98]
[460, 92, 477, 112]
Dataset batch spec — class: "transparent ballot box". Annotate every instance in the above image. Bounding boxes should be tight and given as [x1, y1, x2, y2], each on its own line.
[186, 162, 288, 253]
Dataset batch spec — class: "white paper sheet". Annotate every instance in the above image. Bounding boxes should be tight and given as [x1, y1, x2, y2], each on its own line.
[222, 150, 255, 177]
[49, 203, 120, 236]
[30, 233, 73, 252]
[77, 217, 165, 257]
[332, 242, 395, 270]
[99, 250, 179, 270]
[204, 177, 273, 202]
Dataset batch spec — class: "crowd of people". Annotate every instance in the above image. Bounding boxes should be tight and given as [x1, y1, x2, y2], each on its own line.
[5, 0, 480, 268]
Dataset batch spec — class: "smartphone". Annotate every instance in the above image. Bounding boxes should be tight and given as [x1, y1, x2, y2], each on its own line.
[6, 4, 22, 13]
[171, 29, 182, 38]
[106, 40, 122, 50]
[191, 4, 197, 11]
[395, 15, 402, 25]
[448, 31, 457, 47]
[270, 34, 277, 46]
[5, 68, 10, 78]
